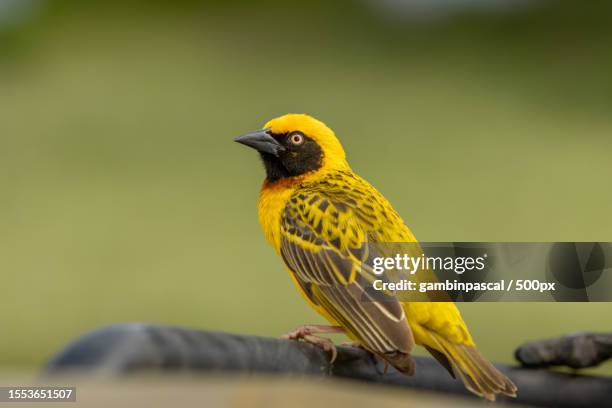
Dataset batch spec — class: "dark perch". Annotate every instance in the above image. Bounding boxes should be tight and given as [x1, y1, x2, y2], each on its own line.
[44, 324, 612, 408]
[516, 332, 612, 369]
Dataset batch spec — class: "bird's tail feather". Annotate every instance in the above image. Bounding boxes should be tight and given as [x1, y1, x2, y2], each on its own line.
[429, 333, 517, 401]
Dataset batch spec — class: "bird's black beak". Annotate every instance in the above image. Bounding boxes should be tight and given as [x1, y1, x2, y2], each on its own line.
[234, 128, 285, 157]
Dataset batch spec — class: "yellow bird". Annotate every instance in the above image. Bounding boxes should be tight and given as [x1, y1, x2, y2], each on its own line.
[235, 113, 517, 401]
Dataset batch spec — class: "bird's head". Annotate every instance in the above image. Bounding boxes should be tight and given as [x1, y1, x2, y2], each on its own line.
[235, 113, 350, 183]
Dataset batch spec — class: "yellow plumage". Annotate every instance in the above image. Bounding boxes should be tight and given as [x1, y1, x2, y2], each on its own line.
[244, 113, 516, 400]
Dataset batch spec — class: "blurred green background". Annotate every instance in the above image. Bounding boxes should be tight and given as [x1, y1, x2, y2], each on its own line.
[1, 0, 611, 374]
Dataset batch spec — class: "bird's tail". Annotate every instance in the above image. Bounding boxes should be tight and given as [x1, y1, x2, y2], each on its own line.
[429, 333, 517, 401]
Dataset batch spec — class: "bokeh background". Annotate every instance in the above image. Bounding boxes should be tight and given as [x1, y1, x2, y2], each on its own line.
[1, 0, 611, 374]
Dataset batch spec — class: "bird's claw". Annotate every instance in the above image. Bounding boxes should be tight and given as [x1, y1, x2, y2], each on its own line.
[303, 334, 338, 363]
[281, 325, 342, 363]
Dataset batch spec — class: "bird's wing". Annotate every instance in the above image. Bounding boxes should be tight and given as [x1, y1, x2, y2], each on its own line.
[279, 184, 415, 357]
[280, 172, 474, 352]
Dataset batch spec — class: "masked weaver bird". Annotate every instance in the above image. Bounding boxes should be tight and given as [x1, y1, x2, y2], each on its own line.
[235, 114, 517, 401]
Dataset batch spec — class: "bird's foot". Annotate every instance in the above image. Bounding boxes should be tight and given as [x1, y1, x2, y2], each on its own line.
[282, 325, 344, 363]
[381, 359, 390, 374]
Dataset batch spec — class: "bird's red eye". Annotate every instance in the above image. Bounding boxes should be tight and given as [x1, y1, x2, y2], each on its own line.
[289, 132, 304, 145]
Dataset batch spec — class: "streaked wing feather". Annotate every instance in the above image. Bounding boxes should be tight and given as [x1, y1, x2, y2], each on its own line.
[280, 180, 415, 355]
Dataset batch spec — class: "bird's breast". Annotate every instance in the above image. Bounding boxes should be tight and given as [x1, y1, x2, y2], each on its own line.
[257, 180, 296, 251]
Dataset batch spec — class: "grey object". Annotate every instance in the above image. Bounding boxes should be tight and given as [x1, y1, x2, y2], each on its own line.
[44, 324, 612, 408]
[516, 332, 612, 369]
